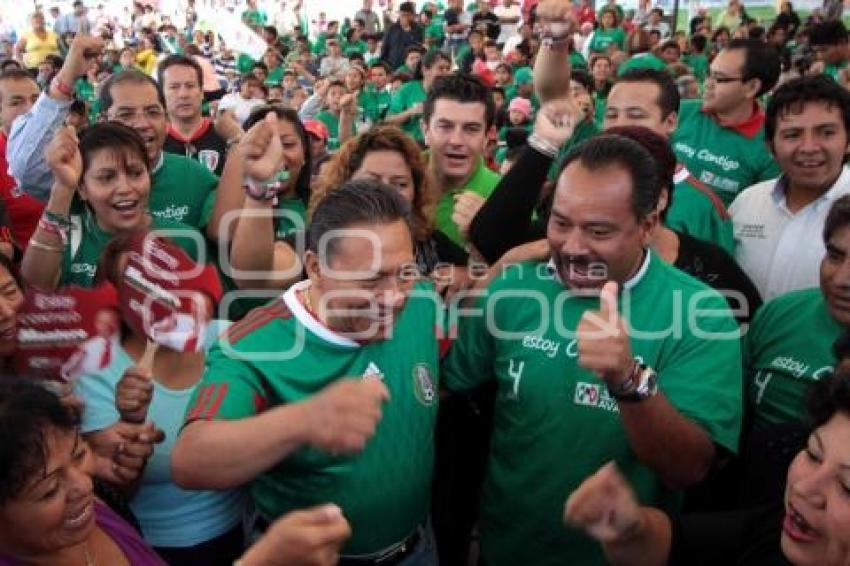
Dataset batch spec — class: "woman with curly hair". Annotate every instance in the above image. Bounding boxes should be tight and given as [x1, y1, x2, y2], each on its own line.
[310, 123, 467, 275]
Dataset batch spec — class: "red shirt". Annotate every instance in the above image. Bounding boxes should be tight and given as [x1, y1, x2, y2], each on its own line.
[0, 132, 46, 251]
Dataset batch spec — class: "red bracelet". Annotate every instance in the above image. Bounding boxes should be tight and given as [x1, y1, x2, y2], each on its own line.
[51, 77, 73, 98]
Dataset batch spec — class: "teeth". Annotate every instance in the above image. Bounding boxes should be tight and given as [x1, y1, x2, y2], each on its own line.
[65, 503, 90, 529]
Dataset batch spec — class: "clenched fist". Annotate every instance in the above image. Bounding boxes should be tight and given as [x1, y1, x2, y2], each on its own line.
[302, 377, 390, 455]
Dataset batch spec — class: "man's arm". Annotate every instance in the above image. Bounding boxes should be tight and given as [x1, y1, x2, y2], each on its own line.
[576, 282, 735, 488]
[8, 34, 102, 201]
[172, 375, 389, 490]
[172, 402, 313, 489]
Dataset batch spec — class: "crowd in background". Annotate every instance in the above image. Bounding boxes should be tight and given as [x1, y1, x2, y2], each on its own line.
[1, 0, 850, 565]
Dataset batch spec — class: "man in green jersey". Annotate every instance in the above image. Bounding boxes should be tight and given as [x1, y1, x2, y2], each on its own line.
[421, 74, 501, 248]
[746, 195, 850, 431]
[605, 68, 735, 253]
[173, 181, 442, 562]
[442, 135, 742, 566]
[671, 39, 782, 208]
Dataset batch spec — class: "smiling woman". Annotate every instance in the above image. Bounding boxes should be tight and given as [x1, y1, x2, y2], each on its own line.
[20, 123, 202, 290]
[564, 363, 850, 566]
[0, 378, 165, 565]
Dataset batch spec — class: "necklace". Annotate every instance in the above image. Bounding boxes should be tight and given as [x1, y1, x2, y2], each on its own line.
[83, 542, 97, 566]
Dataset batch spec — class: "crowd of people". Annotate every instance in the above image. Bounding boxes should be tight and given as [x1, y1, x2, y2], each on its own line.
[2, 0, 850, 564]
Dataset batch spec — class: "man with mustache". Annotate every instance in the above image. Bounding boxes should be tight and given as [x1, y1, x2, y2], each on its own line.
[442, 134, 743, 566]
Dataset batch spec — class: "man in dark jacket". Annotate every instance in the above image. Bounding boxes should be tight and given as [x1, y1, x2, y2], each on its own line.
[380, 1, 424, 70]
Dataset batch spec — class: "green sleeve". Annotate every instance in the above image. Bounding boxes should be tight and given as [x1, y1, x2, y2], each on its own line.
[660, 292, 743, 454]
[388, 87, 408, 116]
[759, 153, 783, 183]
[441, 287, 496, 392]
[199, 190, 217, 230]
[184, 340, 268, 422]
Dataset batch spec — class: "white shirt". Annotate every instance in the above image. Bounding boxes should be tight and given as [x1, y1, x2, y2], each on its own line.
[218, 93, 265, 125]
[494, 4, 522, 45]
[729, 166, 850, 301]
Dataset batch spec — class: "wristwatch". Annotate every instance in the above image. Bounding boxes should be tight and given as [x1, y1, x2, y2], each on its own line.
[608, 362, 659, 403]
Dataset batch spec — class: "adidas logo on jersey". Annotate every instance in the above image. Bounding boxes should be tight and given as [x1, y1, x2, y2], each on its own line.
[363, 362, 384, 380]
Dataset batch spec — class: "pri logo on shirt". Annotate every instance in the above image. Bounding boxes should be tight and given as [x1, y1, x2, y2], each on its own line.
[198, 150, 220, 172]
[412, 363, 436, 407]
[574, 382, 619, 413]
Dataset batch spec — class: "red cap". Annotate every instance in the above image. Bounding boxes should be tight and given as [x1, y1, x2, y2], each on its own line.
[303, 119, 329, 141]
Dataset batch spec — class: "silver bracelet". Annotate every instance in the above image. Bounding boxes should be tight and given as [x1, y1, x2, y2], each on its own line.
[527, 133, 559, 158]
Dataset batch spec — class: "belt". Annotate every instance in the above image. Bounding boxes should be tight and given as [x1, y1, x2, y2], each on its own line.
[254, 516, 423, 566]
[338, 525, 422, 566]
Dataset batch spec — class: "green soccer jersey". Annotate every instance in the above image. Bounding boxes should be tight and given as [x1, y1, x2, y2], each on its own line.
[588, 27, 626, 54]
[746, 288, 842, 430]
[684, 53, 709, 82]
[667, 167, 735, 254]
[388, 80, 427, 144]
[61, 211, 201, 287]
[184, 280, 442, 554]
[265, 66, 285, 86]
[344, 39, 367, 57]
[547, 119, 600, 182]
[570, 50, 587, 70]
[357, 88, 389, 126]
[435, 157, 501, 247]
[442, 254, 742, 566]
[315, 110, 353, 151]
[672, 99, 781, 208]
[274, 197, 307, 240]
[151, 153, 218, 229]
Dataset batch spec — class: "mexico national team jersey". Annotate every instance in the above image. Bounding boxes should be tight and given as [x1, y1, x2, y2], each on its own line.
[672, 99, 781, 208]
[667, 164, 735, 254]
[442, 253, 742, 566]
[184, 280, 442, 554]
[746, 288, 842, 430]
[163, 118, 228, 177]
[151, 152, 218, 229]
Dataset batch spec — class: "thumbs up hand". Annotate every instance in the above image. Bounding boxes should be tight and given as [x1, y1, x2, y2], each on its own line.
[576, 281, 635, 386]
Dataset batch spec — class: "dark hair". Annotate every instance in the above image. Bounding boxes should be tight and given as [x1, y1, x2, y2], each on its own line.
[422, 73, 495, 129]
[824, 195, 850, 244]
[263, 25, 278, 39]
[557, 134, 661, 220]
[99, 70, 166, 116]
[0, 378, 80, 505]
[615, 68, 680, 118]
[690, 34, 707, 53]
[243, 105, 312, 204]
[252, 62, 269, 73]
[78, 122, 150, 181]
[415, 50, 450, 81]
[725, 38, 781, 97]
[571, 69, 595, 95]
[749, 26, 766, 41]
[765, 75, 850, 144]
[157, 54, 203, 87]
[809, 20, 849, 47]
[806, 363, 850, 428]
[0, 59, 22, 72]
[605, 125, 677, 220]
[307, 179, 412, 258]
[0, 68, 36, 89]
[660, 39, 681, 53]
[369, 61, 391, 74]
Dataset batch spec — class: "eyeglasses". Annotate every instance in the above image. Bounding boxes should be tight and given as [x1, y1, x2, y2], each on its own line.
[706, 72, 746, 83]
[109, 107, 166, 122]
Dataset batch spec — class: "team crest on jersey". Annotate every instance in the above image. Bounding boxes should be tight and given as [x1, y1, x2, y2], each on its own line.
[198, 150, 220, 172]
[412, 363, 436, 406]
